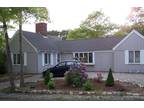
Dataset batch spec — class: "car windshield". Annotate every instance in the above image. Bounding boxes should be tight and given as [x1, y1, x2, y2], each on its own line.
[57, 62, 65, 67]
[66, 61, 74, 65]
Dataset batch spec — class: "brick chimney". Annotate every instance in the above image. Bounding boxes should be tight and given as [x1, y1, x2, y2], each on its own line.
[35, 23, 47, 36]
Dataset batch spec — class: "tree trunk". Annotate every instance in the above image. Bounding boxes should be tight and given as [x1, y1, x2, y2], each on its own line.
[3, 19, 15, 91]
[19, 11, 24, 87]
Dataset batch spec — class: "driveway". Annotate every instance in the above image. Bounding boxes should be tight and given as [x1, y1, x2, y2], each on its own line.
[0, 74, 43, 90]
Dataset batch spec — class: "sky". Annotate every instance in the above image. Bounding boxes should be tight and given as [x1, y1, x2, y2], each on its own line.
[1, 0, 144, 37]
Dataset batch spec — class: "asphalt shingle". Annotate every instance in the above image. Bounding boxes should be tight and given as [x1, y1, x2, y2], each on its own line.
[22, 31, 123, 52]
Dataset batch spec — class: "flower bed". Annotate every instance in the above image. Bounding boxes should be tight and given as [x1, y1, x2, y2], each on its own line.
[13, 78, 144, 96]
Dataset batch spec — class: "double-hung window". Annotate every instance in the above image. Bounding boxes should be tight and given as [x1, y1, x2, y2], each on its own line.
[129, 51, 140, 63]
[74, 52, 94, 64]
[44, 53, 48, 64]
[13, 54, 20, 64]
[12, 53, 27, 65]
[43, 53, 51, 66]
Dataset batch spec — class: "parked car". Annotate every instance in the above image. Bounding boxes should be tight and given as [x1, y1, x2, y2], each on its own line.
[42, 60, 81, 77]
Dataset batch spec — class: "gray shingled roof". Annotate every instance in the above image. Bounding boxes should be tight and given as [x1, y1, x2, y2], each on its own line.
[22, 31, 123, 52]
[23, 31, 61, 52]
[59, 37, 123, 52]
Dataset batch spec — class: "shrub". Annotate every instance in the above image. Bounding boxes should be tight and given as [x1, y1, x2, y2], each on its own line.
[47, 80, 55, 89]
[83, 80, 93, 91]
[65, 68, 87, 87]
[105, 68, 114, 86]
[44, 71, 53, 85]
[72, 73, 83, 87]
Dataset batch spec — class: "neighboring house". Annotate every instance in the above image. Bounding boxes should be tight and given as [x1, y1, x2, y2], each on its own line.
[10, 23, 144, 73]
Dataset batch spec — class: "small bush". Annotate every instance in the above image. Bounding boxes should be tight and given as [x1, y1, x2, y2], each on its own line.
[105, 68, 114, 86]
[65, 69, 87, 87]
[83, 80, 93, 91]
[44, 71, 53, 85]
[47, 80, 55, 90]
[72, 74, 83, 87]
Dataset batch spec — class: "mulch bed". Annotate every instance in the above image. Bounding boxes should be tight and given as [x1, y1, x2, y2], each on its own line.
[36, 79, 144, 94]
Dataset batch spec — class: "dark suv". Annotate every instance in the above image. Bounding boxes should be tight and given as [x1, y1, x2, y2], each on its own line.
[43, 60, 80, 77]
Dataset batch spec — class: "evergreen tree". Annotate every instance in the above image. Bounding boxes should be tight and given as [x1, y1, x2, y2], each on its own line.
[105, 68, 114, 86]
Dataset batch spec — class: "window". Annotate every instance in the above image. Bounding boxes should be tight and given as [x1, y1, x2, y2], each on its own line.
[89, 53, 93, 63]
[13, 54, 21, 64]
[135, 51, 140, 63]
[74, 52, 94, 63]
[12, 53, 26, 65]
[56, 53, 60, 63]
[13, 54, 17, 64]
[43, 53, 51, 65]
[57, 62, 65, 67]
[67, 61, 74, 65]
[129, 51, 140, 63]
[44, 53, 48, 64]
[48, 54, 51, 64]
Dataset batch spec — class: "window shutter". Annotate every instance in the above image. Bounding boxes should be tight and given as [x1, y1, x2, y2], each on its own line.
[11, 53, 13, 64]
[50, 53, 54, 65]
[55, 53, 58, 64]
[42, 53, 45, 66]
[140, 50, 144, 64]
[24, 52, 27, 66]
[92, 52, 95, 64]
[125, 50, 129, 64]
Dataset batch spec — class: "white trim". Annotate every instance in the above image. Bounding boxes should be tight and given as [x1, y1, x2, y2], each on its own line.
[50, 53, 54, 65]
[56, 53, 58, 64]
[140, 50, 144, 64]
[11, 53, 13, 65]
[73, 52, 95, 64]
[126, 50, 141, 64]
[42, 53, 44, 66]
[92, 52, 95, 64]
[125, 50, 129, 64]
[128, 63, 141, 65]
[24, 52, 27, 66]
[113, 30, 144, 50]
[22, 36, 38, 52]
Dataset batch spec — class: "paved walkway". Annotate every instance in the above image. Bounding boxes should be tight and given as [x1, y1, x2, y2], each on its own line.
[1, 72, 144, 89]
[0, 74, 43, 89]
